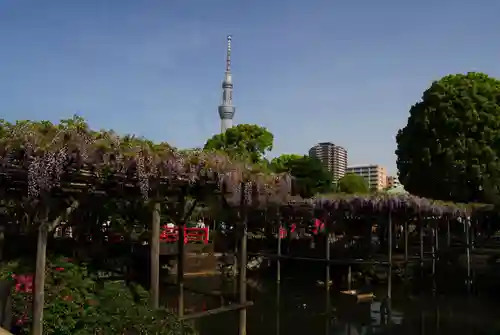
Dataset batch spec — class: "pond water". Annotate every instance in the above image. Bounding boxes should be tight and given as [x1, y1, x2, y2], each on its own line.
[162, 276, 500, 335]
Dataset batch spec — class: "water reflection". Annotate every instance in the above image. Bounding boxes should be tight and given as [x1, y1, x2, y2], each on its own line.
[161, 276, 500, 335]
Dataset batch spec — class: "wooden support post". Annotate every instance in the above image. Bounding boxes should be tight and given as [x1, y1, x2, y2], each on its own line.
[150, 202, 161, 309]
[177, 222, 185, 317]
[431, 228, 436, 276]
[33, 201, 79, 335]
[387, 213, 393, 302]
[384, 214, 393, 327]
[175, 196, 197, 319]
[404, 220, 408, 283]
[277, 224, 282, 283]
[325, 224, 330, 293]
[470, 220, 475, 250]
[435, 221, 439, 258]
[32, 224, 48, 335]
[434, 222, 439, 294]
[238, 185, 248, 335]
[347, 265, 352, 291]
[276, 282, 281, 335]
[471, 219, 476, 289]
[446, 219, 451, 248]
[432, 223, 437, 295]
[233, 240, 239, 278]
[0, 227, 4, 263]
[465, 217, 471, 292]
[324, 285, 331, 335]
[420, 221, 424, 278]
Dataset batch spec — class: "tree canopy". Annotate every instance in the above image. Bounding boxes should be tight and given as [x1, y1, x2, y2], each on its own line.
[203, 124, 273, 163]
[271, 154, 333, 198]
[269, 154, 303, 172]
[337, 173, 369, 194]
[396, 72, 500, 203]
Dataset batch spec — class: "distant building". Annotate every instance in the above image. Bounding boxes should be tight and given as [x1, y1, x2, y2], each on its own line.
[386, 176, 401, 189]
[308, 142, 347, 181]
[386, 184, 408, 195]
[346, 165, 388, 191]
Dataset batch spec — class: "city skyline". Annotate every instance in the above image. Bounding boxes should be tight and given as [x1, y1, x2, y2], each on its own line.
[307, 141, 396, 189]
[0, 0, 499, 175]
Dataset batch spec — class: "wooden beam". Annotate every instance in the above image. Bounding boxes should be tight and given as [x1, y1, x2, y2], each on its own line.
[182, 199, 198, 222]
[47, 200, 80, 232]
[179, 301, 253, 321]
[247, 252, 390, 265]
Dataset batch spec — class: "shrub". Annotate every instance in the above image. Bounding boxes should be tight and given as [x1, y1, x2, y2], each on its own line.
[0, 256, 193, 334]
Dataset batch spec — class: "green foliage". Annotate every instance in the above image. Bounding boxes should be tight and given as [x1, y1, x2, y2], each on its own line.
[204, 124, 273, 163]
[271, 154, 333, 197]
[337, 173, 370, 194]
[0, 256, 193, 335]
[396, 72, 500, 203]
[0, 114, 174, 154]
[269, 154, 303, 172]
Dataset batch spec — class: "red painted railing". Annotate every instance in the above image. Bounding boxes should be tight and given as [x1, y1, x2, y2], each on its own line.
[278, 219, 326, 239]
[160, 226, 210, 244]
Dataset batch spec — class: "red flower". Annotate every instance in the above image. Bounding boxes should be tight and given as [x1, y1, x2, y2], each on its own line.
[63, 295, 73, 301]
[55, 267, 64, 271]
[16, 314, 28, 326]
[14, 275, 33, 293]
[279, 227, 287, 239]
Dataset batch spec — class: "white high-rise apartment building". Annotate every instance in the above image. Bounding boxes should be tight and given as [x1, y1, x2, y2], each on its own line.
[346, 165, 388, 191]
[308, 142, 348, 182]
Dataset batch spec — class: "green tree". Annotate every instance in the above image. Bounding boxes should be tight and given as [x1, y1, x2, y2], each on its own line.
[203, 124, 273, 163]
[271, 154, 333, 197]
[270, 154, 303, 172]
[337, 173, 369, 194]
[396, 72, 500, 203]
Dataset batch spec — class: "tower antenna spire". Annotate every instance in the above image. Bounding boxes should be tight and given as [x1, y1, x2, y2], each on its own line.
[218, 34, 236, 133]
[226, 35, 232, 72]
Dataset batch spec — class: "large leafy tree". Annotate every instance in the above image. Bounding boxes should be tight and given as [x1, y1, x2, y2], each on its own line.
[271, 154, 333, 197]
[270, 154, 303, 171]
[203, 124, 273, 163]
[396, 72, 500, 203]
[337, 173, 369, 194]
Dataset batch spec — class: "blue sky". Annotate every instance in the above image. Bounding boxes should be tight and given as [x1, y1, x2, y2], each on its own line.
[0, 0, 499, 175]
